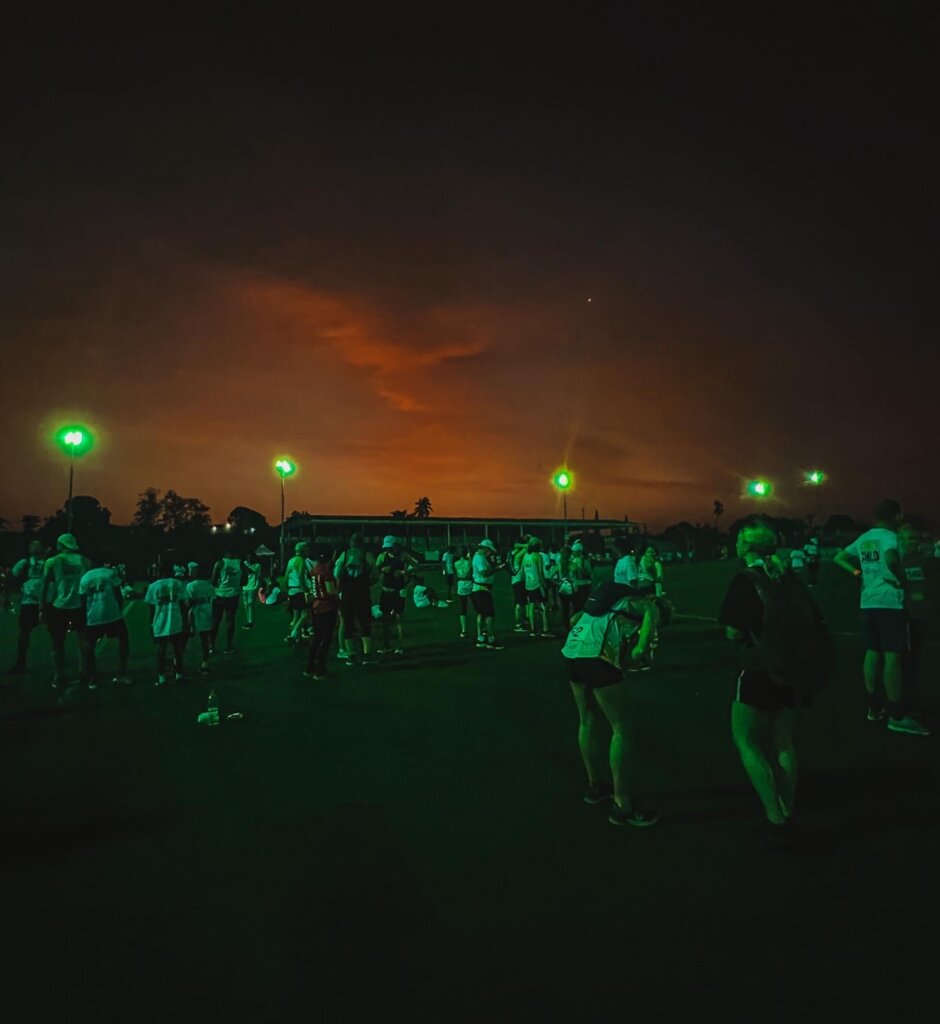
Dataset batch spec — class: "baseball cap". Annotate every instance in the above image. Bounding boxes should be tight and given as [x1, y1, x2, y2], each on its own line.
[479, 539, 497, 552]
[295, 541, 310, 552]
[57, 533, 79, 552]
[382, 535, 397, 549]
[571, 541, 584, 552]
[187, 561, 199, 572]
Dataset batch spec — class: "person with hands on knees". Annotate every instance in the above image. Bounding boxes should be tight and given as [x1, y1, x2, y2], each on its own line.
[562, 580, 660, 827]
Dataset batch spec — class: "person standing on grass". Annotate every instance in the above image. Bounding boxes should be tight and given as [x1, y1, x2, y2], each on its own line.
[899, 521, 930, 717]
[522, 537, 552, 637]
[510, 536, 530, 633]
[637, 544, 664, 598]
[284, 541, 312, 645]
[558, 544, 576, 632]
[569, 541, 594, 613]
[210, 548, 245, 654]
[304, 546, 339, 680]
[375, 536, 416, 655]
[6, 540, 46, 675]
[803, 534, 820, 587]
[454, 546, 473, 638]
[186, 565, 216, 676]
[834, 499, 928, 735]
[612, 537, 639, 590]
[334, 533, 377, 665]
[241, 556, 261, 630]
[719, 520, 835, 847]
[79, 559, 130, 689]
[441, 546, 456, 603]
[40, 534, 91, 688]
[543, 545, 560, 621]
[471, 539, 505, 650]
[145, 554, 189, 686]
[562, 581, 660, 827]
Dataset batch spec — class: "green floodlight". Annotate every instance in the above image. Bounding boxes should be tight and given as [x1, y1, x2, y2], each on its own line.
[747, 479, 773, 499]
[274, 457, 296, 478]
[552, 469, 572, 491]
[55, 424, 94, 457]
[806, 470, 826, 486]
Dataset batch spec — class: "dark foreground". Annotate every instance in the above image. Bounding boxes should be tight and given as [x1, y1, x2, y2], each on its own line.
[2, 562, 938, 1022]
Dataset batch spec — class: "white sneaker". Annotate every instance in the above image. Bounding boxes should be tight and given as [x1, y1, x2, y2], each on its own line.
[887, 716, 930, 736]
[336, 649, 350, 659]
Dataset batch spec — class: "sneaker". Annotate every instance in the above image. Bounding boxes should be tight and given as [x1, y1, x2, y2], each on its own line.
[155, 676, 166, 687]
[608, 804, 659, 827]
[112, 675, 132, 685]
[866, 707, 887, 722]
[336, 649, 350, 660]
[175, 672, 185, 683]
[360, 659, 377, 666]
[199, 665, 209, 676]
[241, 624, 254, 631]
[540, 632, 556, 639]
[887, 716, 930, 736]
[222, 648, 235, 655]
[88, 679, 98, 691]
[393, 647, 405, 655]
[584, 782, 613, 805]
[475, 639, 487, 649]
[485, 642, 505, 651]
[303, 671, 325, 680]
[513, 626, 527, 633]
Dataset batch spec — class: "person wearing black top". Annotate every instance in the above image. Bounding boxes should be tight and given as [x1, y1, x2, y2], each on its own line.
[719, 521, 808, 841]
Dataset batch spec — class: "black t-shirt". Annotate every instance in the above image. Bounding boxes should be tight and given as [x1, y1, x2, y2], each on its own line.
[718, 570, 765, 641]
[379, 554, 406, 591]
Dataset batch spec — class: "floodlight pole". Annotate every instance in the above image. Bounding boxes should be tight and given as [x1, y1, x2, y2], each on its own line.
[67, 449, 75, 533]
[563, 493, 568, 544]
[279, 474, 286, 571]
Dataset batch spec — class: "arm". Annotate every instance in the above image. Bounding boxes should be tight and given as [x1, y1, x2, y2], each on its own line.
[39, 560, 54, 614]
[884, 548, 907, 595]
[630, 600, 659, 656]
[833, 549, 860, 576]
[211, 561, 221, 587]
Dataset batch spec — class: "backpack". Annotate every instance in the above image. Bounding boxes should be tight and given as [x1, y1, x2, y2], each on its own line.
[741, 569, 835, 689]
[340, 548, 365, 582]
[583, 581, 634, 617]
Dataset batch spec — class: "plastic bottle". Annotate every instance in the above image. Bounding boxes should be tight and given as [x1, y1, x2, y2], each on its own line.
[206, 689, 220, 726]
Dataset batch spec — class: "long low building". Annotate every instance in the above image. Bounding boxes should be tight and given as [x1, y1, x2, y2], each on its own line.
[284, 514, 646, 554]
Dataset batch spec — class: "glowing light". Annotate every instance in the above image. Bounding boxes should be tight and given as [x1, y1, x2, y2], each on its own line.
[55, 424, 94, 456]
[274, 457, 297, 478]
[552, 469, 573, 492]
[746, 479, 773, 498]
[806, 470, 826, 485]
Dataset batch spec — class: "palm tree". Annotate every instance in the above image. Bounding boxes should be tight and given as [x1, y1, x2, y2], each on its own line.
[414, 496, 433, 519]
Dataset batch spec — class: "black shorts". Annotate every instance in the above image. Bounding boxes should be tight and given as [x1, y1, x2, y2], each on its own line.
[86, 619, 128, 643]
[46, 605, 86, 641]
[525, 587, 545, 605]
[443, 572, 455, 583]
[734, 670, 813, 712]
[567, 657, 623, 689]
[340, 589, 373, 637]
[288, 593, 307, 612]
[470, 589, 495, 618]
[215, 595, 240, 614]
[860, 608, 909, 654]
[379, 590, 405, 617]
[512, 581, 526, 605]
[19, 603, 40, 630]
[458, 593, 470, 614]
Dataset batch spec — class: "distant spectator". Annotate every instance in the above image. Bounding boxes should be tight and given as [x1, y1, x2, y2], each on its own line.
[6, 540, 46, 675]
[80, 557, 130, 688]
[210, 548, 245, 653]
[145, 554, 188, 686]
[803, 535, 820, 587]
[899, 522, 929, 715]
[441, 546, 456, 603]
[41, 534, 91, 688]
[186, 564, 216, 676]
[304, 546, 339, 680]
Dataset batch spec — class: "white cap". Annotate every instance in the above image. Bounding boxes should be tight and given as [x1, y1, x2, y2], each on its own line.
[382, 535, 397, 549]
[479, 539, 497, 552]
[571, 541, 584, 552]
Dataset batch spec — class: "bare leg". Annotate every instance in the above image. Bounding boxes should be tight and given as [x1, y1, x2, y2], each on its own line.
[569, 682, 607, 786]
[771, 708, 798, 818]
[594, 682, 636, 811]
[731, 702, 786, 824]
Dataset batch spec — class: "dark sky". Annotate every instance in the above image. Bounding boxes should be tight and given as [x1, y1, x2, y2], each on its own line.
[2, 6, 937, 530]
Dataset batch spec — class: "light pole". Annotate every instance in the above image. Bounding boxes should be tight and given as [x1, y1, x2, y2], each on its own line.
[552, 469, 573, 545]
[55, 425, 93, 533]
[274, 457, 297, 569]
[805, 470, 826, 523]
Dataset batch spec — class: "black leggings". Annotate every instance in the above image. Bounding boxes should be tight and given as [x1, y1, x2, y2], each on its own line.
[307, 609, 339, 674]
[211, 596, 239, 649]
[156, 633, 187, 676]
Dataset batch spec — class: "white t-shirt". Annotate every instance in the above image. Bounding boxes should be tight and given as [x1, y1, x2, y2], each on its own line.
[454, 557, 473, 596]
[544, 553, 560, 582]
[844, 528, 904, 610]
[79, 567, 122, 627]
[13, 556, 45, 605]
[186, 579, 216, 633]
[510, 549, 526, 585]
[570, 553, 593, 589]
[214, 557, 243, 598]
[472, 552, 496, 591]
[413, 584, 432, 609]
[522, 552, 544, 591]
[145, 578, 186, 637]
[442, 552, 455, 575]
[45, 552, 90, 609]
[804, 539, 819, 560]
[286, 557, 308, 596]
[613, 555, 639, 587]
[243, 562, 261, 592]
[790, 549, 806, 570]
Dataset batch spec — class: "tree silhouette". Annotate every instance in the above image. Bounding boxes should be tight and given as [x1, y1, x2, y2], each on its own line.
[413, 496, 433, 519]
[713, 500, 725, 530]
[134, 488, 163, 527]
[227, 506, 269, 533]
[390, 509, 408, 519]
[21, 514, 41, 533]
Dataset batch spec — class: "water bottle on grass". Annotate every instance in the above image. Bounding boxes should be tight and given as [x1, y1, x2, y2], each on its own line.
[206, 689, 220, 726]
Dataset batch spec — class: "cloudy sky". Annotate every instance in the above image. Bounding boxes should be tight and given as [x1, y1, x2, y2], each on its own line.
[2, 7, 936, 530]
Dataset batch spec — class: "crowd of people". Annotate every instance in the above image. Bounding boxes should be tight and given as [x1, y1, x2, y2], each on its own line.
[2, 499, 935, 847]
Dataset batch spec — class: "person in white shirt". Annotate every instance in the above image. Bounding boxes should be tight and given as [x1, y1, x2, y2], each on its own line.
[145, 554, 189, 686]
[186, 564, 216, 675]
[522, 538, 551, 637]
[242, 558, 261, 629]
[7, 540, 47, 674]
[542, 547, 560, 618]
[412, 577, 442, 609]
[834, 499, 927, 735]
[569, 541, 594, 613]
[803, 535, 821, 587]
[789, 547, 806, 575]
[612, 537, 639, 589]
[284, 541, 311, 645]
[210, 548, 246, 653]
[471, 539, 505, 650]
[441, 547, 456, 603]
[510, 537, 530, 633]
[80, 560, 130, 688]
[637, 544, 665, 597]
[41, 533, 91, 689]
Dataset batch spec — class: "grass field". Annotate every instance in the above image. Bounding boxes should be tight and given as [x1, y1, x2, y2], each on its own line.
[2, 561, 938, 1022]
